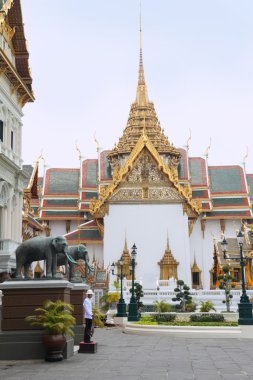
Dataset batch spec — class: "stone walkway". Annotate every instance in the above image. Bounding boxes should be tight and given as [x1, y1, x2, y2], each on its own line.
[1, 328, 253, 379]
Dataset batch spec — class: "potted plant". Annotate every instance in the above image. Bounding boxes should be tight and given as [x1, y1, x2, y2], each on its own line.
[25, 300, 76, 361]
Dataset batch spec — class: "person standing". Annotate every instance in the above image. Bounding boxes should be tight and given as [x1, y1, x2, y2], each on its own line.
[83, 289, 93, 343]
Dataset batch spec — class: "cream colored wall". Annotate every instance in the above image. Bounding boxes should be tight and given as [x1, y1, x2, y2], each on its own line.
[0, 73, 24, 272]
[190, 219, 242, 289]
[104, 203, 191, 289]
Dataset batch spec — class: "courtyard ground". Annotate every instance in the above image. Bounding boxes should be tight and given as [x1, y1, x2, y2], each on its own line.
[1, 327, 253, 380]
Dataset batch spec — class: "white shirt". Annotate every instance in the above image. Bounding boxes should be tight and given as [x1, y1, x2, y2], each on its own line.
[84, 297, 93, 319]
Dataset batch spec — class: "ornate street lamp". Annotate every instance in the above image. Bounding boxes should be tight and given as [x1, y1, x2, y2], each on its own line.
[128, 243, 139, 321]
[111, 256, 127, 317]
[222, 230, 253, 325]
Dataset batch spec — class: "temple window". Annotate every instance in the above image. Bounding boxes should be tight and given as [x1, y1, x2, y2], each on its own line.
[233, 269, 240, 282]
[210, 269, 217, 289]
[191, 257, 202, 289]
[192, 272, 200, 286]
[11, 130, 13, 150]
[158, 237, 178, 280]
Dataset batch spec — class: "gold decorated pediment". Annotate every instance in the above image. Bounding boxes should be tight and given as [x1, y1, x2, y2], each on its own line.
[90, 132, 201, 217]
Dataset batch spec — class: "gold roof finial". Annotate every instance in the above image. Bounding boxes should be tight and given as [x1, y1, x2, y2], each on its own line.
[124, 235, 128, 251]
[186, 129, 192, 151]
[136, 1, 149, 106]
[166, 230, 170, 250]
[242, 146, 248, 171]
[204, 138, 212, 159]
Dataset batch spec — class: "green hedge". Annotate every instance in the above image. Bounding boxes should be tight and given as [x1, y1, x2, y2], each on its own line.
[153, 314, 176, 323]
[190, 314, 225, 322]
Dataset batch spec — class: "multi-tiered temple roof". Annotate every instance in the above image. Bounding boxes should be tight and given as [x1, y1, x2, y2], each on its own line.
[24, 18, 253, 244]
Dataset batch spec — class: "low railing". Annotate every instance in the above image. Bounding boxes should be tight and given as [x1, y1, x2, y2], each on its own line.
[0, 143, 21, 168]
[0, 239, 19, 253]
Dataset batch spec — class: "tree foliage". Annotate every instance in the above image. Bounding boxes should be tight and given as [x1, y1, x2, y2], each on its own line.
[218, 265, 236, 312]
[99, 292, 120, 311]
[172, 280, 192, 312]
[130, 282, 144, 311]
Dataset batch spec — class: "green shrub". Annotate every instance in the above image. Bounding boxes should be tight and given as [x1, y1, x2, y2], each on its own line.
[153, 313, 176, 323]
[200, 301, 216, 313]
[25, 300, 76, 336]
[153, 301, 172, 313]
[92, 305, 106, 327]
[190, 313, 224, 323]
[185, 302, 197, 312]
[139, 316, 155, 323]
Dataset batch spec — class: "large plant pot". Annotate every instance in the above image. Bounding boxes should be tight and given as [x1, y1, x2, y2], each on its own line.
[42, 334, 66, 362]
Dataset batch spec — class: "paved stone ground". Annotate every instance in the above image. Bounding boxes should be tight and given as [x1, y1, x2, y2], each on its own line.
[2, 328, 253, 380]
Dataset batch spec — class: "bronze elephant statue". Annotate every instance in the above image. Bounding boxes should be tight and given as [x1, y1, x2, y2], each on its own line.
[15, 236, 69, 279]
[57, 244, 92, 281]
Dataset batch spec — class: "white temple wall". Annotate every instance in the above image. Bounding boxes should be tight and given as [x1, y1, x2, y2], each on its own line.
[204, 220, 241, 288]
[222, 220, 241, 238]
[104, 203, 191, 289]
[86, 243, 103, 267]
[0, 77, 24, 272]
[49, 220, 66, 237]
[189, 218, 205, 285]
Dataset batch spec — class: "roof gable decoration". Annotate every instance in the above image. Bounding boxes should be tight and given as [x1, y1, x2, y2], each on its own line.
[0, 0, 13, 22]
[90, 132, 202, 217]
[0, 1, 15, 47]
[0, 0, 34, 106]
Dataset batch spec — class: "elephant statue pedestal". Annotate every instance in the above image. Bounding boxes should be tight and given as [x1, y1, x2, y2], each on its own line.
[0, 280, 74, 360]
[70, 282, 90, 345]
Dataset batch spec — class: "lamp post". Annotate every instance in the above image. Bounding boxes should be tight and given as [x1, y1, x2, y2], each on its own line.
[221, 231, 253, 325]
[128, 243, 139, 322]
[111, 256, 127, 317]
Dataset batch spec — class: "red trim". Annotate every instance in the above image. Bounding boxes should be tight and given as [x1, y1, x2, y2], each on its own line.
[178, 148, 189, 180]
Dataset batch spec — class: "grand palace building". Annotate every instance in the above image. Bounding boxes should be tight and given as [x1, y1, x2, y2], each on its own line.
[1, 1, 253, 303]
[0, 0, 37, 279]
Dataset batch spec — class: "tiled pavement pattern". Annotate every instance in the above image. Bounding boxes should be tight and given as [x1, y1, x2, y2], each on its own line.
[1, 328, 253, 380]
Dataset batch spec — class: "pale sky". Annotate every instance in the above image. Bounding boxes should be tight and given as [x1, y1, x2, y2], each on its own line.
[21, 0, 253, 174]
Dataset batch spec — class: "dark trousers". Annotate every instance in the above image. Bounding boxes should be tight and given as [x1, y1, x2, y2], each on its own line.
[84, 318, 93, 343]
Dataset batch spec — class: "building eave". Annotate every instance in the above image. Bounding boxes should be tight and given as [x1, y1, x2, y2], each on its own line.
[0, 49, 34, 105]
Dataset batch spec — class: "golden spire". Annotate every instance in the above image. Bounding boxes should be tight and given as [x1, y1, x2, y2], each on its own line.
[136, 1, 149, 106]
[107, 2, 181, 169]
[192, 255, 200, 272]
[124, 233, 128, 252]
[166, 231, 170, 250]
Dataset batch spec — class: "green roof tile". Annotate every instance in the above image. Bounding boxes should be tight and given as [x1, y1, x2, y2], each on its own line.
[46, 199, 78, 206]
[46, 169, 79, 194]
[213, 198, 247, 206]
[190, 158, 207, 185]
[247, 175, 253, 198]
[209, 166, 246, 193]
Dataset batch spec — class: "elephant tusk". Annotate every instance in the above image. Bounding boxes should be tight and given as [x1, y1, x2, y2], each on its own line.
[65, 251, 78, 265]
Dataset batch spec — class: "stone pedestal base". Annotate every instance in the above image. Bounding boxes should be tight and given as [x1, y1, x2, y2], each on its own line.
[114, 316, 128, 327]
[0, 280, 74, 360]
[0, 330, 74, 360]
[70, 283, 89, 345]
[238, 302, 253, 325]
[0, 280, 72, 331]
[78, 341, 97, 353]
[74, 324, 84, 345]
